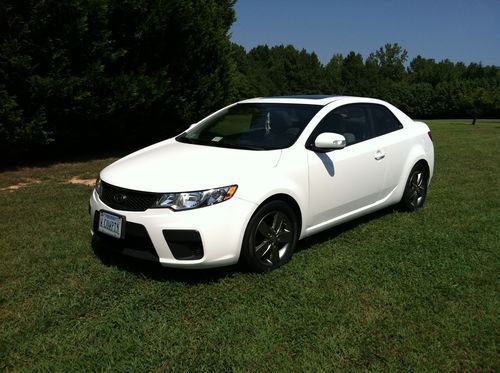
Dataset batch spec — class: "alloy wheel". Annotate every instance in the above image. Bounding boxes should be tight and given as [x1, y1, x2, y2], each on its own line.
[253, 210, 293, 267]
[409, 170, 427, 209]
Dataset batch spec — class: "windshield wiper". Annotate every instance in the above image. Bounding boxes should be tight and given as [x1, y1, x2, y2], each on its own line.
[176, 136, 209, 146]
[220, 142, 267, 151]
[177, 136, 269, 150]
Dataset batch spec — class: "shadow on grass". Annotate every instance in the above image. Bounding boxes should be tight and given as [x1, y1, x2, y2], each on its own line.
[91, 206, 398, 285]
[91, 236, 240, 285]
[295, 206, 396, 253]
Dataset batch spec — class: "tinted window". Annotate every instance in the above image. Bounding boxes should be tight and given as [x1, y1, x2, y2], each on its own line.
[309, 104, 373, 146]
[178, 103, 322, 150]
[370, 104, 403, 136]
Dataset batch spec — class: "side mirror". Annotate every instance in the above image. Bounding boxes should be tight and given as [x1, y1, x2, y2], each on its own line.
[313, 132, 346, 152]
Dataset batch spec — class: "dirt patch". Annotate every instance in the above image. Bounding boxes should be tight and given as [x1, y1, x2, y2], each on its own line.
[0, 178, 42, 192]
[67, 177, 96, 187]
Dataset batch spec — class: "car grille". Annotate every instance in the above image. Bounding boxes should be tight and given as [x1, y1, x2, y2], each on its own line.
[100, 182, 160, 211]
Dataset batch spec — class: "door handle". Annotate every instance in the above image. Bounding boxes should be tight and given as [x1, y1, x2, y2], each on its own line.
[374, 150, 385, 160]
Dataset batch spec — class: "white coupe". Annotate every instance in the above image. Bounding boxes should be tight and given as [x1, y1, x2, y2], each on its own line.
[90, 96, 434, 272]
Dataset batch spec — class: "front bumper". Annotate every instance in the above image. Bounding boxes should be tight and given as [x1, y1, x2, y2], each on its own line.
[90, 189, 257, 268]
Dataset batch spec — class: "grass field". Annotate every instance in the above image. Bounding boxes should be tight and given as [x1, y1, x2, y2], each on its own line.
[0, 119, 499, 371]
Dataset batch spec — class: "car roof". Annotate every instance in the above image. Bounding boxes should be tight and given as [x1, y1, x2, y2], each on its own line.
[239, 95, 367, 106]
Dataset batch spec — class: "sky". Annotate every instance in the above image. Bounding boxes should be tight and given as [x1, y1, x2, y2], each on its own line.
[230, 0, 500, 66]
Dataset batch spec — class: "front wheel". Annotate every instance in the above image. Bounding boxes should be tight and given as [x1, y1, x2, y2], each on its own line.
[241, 200, 298, 272]
[401, 163, 428, 211]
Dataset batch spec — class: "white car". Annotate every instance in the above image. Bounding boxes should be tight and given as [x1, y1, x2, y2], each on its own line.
[90, 96, 434, 272]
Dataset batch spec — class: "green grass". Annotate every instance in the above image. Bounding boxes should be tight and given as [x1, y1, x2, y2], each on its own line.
[1, 119, 499, 371]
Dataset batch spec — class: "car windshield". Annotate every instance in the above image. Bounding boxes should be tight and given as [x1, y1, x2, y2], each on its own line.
[177, 103, 322, 150]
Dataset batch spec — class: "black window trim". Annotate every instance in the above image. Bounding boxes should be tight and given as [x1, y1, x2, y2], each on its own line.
[305, 103, 373, 151]
[305, 102, 404, 152]
[368, 103, 404, 136]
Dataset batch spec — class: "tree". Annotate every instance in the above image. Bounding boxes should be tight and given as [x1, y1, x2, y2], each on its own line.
[459, 83, 497, 124]
[324, 53, 343, 94]
[241, 44, 324, 97]
[230, 43, 254, 100]
[368, 43, 408, 82]
[409, 56, 439, 85]
[0, 0, 237, 161]
[341, 52, 366, 95]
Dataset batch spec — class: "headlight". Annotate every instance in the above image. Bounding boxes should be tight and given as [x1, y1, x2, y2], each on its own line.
[153, 185, 237, 210]
[95, 176, 103, 197]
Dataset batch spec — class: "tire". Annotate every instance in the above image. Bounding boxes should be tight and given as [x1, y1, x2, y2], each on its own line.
[241, 200, 298, 272]
[401, 163, 428, 212]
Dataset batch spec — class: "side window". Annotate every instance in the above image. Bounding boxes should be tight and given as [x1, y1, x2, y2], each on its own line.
[309, 104, 373, 146]
[370, 104, 403, 136]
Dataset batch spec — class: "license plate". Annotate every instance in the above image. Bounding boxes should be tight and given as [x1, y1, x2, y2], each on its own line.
[98, 211, 124, 239]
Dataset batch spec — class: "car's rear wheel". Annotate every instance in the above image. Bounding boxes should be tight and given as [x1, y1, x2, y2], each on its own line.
[401, 163, 428, 211]
[241, 200, 298, 272]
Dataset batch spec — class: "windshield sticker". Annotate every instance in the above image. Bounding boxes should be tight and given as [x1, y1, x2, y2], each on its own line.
[212, 136, 223, 142]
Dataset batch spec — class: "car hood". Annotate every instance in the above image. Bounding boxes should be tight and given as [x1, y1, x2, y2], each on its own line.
[100, 139, 282, 192]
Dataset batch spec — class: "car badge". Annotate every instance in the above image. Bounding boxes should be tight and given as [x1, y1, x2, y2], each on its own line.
[113, 193, 127, 203]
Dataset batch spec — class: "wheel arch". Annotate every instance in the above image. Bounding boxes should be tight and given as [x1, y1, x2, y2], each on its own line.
[394, 156, 431, 203]
[414, 158, 430, 180]
[393, 136, 433, 200]
[258, 193, 303, 237]
[239, 193, 303, 271]
[400, 158, 430, 211]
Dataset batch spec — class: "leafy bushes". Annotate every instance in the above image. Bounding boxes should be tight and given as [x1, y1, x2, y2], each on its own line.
[1, 0, 236, 161]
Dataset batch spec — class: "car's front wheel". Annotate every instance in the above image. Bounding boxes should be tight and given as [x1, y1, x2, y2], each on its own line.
[401, 163, 428, 211]
[241, 200, 298, 272]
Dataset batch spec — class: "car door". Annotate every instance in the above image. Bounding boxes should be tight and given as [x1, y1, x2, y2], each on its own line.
[306, 103, 386, 228]
[368, 104, 408, 199]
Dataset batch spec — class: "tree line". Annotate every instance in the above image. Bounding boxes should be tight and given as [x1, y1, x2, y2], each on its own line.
[1, 0, 498, 163]
[232, 43, 499, 123]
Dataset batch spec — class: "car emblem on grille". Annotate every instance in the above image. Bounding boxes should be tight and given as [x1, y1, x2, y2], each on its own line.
[113, 193, 127, 203]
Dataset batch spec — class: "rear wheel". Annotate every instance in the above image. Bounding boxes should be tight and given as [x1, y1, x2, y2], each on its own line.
[401, 163, 428, 211]
[241, 200, 298, 272]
